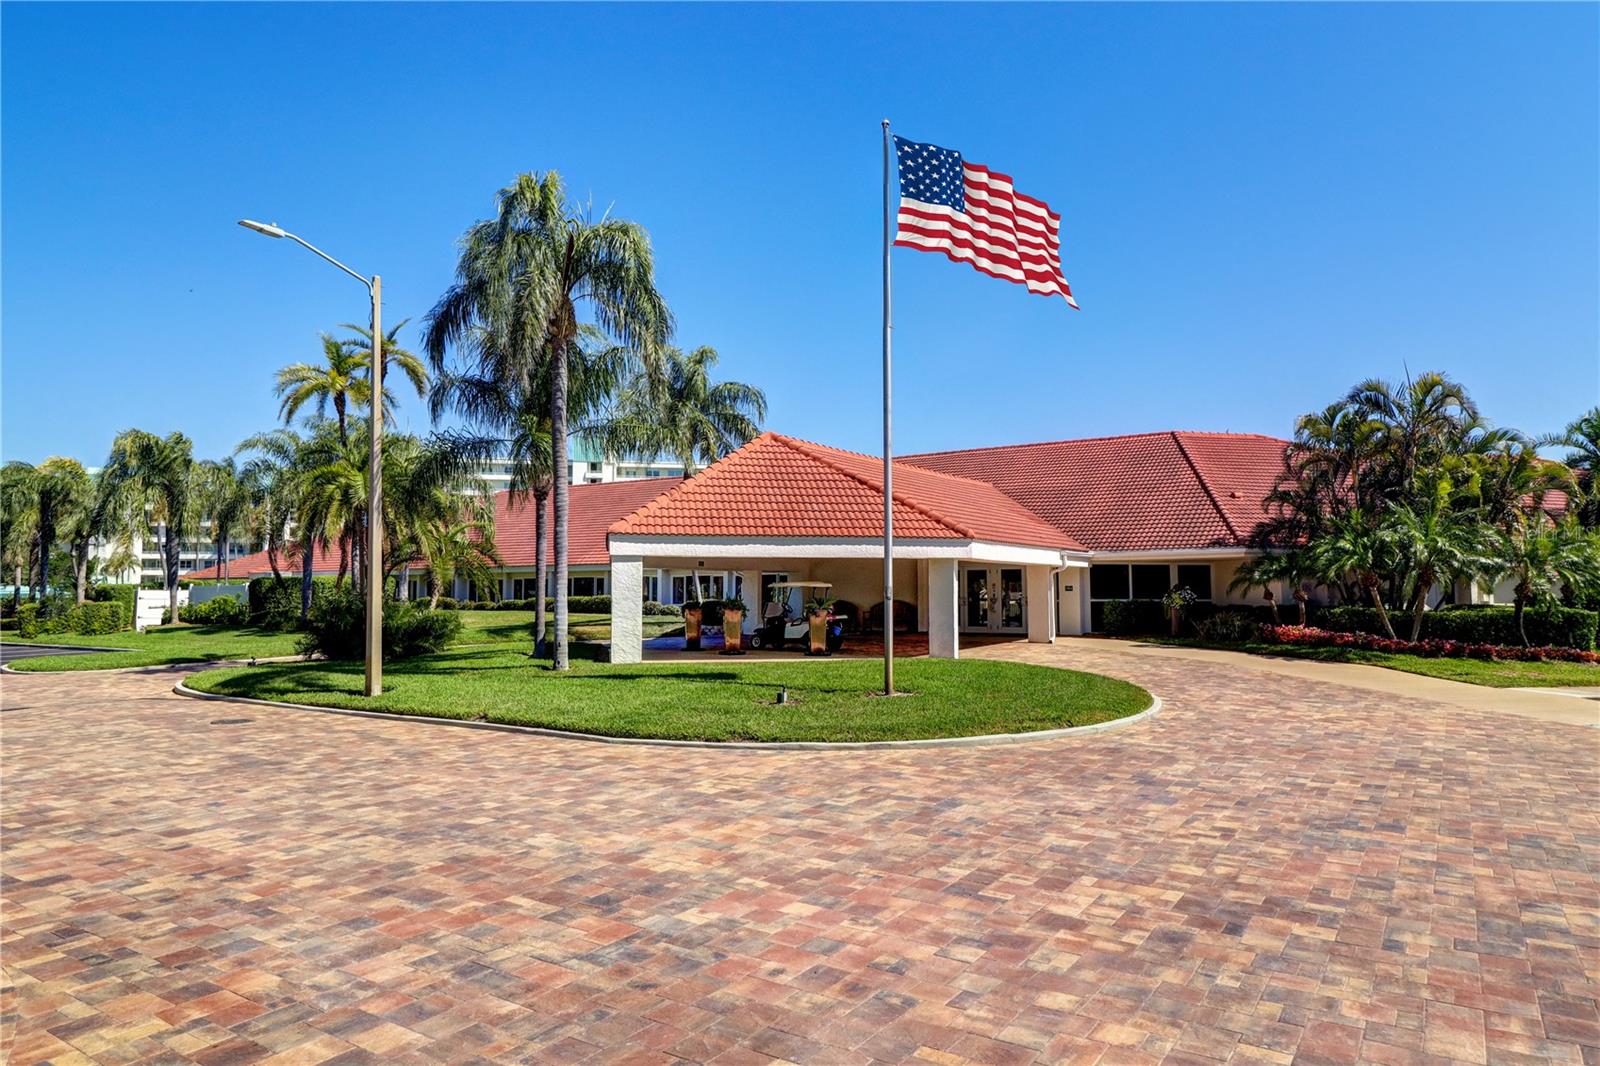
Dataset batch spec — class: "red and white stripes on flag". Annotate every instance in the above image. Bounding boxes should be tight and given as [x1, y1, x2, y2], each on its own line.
[892, 136, 1078, 308]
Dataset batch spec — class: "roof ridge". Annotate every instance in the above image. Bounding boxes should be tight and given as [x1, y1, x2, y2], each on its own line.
[1170, 431, 1241, 544]
[608, 434, 778, 532]
[902, 429, 1289, 458]
[771, 434, 977, 539]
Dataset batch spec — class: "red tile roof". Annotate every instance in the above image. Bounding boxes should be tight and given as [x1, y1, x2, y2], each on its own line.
[183, 540, 344, 582]
[610, 433, 1085, 551]
[903, 431, 1290, 551]
[183, 480, 680, 581]
[493, 478, 680, 567]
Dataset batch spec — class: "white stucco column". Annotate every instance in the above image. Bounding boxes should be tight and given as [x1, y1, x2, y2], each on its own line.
[737, 569, 761, 636]
[928, 558, 959, 659]
[1058, 570, 1086, 636]
[915, 560, 929, 632]
[1026, 565, 1055, 644]
[610, 555, 644, 664]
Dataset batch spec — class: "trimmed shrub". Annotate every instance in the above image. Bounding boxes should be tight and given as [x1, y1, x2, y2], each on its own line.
[1195, 609, 1260, 644]
[98, 584, 138, 628]
[1323, 604, 1596, 650]
[248, 575, 337, 630]
[643, 601, 680, 617]
[18, 601, 127, 638]
[435, 596, 461, 610]
[1262, 624, 1600, 664]
[298, 585, 462, 661]
[182, 596, 250, 626]
[568, 595, 611, 614]
[1101, 599, 1166, 636]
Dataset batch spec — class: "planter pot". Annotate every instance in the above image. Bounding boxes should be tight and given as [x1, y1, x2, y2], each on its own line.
[720, 607, 744, 655]
[808, 611, 831, 655]
[683, 605, 703, 651]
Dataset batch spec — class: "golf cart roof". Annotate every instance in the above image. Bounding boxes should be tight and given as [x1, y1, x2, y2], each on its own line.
[768, 581, 833, 589]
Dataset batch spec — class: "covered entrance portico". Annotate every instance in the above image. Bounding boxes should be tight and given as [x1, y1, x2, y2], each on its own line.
[608, 541, 1086, 663]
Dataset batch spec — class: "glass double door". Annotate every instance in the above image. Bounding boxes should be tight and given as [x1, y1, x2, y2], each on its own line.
[961, 566, 1026, 632]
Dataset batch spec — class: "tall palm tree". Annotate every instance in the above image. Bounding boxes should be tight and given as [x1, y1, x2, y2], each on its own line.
[276, 322, 429, 442]
[431, 325, 632, 656]
[2, 462, 39, 609]
[30, 458, 94, 614]
[238, 427, 324, 618]
[425, 170, 673, 670]
[1310, 509, 1399, 639]
[598, 345, 766, 475]
[197, 459, 250, 583]
[416, 516, 501, 609]
[1492, 515, 1600, 646]
[1346, 371, 1479, 496]
[97, 430, 198, 626]
[1380, 476, 1494, 640]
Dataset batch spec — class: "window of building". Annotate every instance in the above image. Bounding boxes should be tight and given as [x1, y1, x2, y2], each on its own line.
[1176, 564, 1213, 601]
[569, 575, 606, 597]
[1089, 565, 1129, 600]
[643, 575, 659, 602]
[1130, 564, 1169, 600]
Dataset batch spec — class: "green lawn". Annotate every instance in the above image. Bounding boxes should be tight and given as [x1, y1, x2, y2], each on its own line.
[1146, 638, 1600, 688]
[184, 648, 1152, 743]
[3, 610, 681, 672]
[454, 610, 683, 645]
[2, 624, 304, 672]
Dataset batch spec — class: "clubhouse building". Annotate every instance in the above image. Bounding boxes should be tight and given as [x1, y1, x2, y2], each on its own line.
[191, 428, 1298, 662]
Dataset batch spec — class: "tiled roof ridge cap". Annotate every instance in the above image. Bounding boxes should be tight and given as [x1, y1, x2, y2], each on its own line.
[903, 428, 1289, 459]
[769, 433, 976, 540]
[1170, 431, 1241, 544]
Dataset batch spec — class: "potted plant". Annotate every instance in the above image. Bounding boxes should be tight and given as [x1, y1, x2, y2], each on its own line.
[805, 596, 836, 655]
[1161, 585, 1197, 636]
[719, 597, 746, 654]
[683, 598, 704, 651]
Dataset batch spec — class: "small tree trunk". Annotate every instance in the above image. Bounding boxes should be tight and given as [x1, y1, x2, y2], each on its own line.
[165, 527, 181, 625]
[267, 540, 283, 582]
[1409, 586, 1428, 642]
[1366, 578, 1398, 639]
[533, 489, 549, 658]
[1514, 595, 1529, 648]
[74, 549, 88, 605]
[11, 566, 20, 610]
[1264, 590, 1280, 627]
[1294, 591, 1308, 627]
[300, 535, 315, 623]
[551, 347, 570, 671]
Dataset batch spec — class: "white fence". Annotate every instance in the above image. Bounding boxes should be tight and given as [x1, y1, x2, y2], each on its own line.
[134, 588, 189, 632]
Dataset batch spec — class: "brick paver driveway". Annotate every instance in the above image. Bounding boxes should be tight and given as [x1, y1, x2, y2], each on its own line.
[3, 647, 1597, 1066]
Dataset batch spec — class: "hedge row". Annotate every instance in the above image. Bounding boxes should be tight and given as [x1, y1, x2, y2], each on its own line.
[15, 601, 127, 639]
[1323, 604, 1597, 651]
[1100, 600, 1313, 637]
[91, 584, 138, 627]
[1262, 625, 1600, 664]
[432, 595, 617, 614]
[248, 576, 339, 630]
[182, 596, 250, 626]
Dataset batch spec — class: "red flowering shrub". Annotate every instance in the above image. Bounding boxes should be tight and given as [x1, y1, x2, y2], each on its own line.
[1259, 625, 1600, 665]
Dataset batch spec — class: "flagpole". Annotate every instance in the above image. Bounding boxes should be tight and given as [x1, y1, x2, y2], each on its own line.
[881, 118, 894, 696]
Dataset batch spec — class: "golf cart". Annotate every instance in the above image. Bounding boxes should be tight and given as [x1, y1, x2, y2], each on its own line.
[748, 580, 846, 654]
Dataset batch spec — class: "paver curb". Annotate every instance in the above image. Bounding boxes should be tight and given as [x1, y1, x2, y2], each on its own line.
[171, 676, 1161, 751]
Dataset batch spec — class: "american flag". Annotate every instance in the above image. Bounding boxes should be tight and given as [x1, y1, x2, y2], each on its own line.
[893, 136, 1078, 309]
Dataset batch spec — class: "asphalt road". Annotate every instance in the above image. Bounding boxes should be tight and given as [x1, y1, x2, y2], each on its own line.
[0, 641, 129, 664]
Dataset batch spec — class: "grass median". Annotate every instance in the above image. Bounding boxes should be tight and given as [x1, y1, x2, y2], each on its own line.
[1144, 637, 1600, 688]
[184, 647, 1152, 743]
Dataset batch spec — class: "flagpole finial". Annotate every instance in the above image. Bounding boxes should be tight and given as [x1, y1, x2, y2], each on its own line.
[882, 118, 890, 129]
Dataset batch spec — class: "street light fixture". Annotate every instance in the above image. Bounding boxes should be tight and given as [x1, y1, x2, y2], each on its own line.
[237, 219, 385, 697]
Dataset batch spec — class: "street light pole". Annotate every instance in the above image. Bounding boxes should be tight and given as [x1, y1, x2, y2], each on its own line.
[238, 219, 385, 696]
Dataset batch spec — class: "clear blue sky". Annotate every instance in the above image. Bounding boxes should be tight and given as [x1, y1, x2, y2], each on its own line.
[3, 2, 1596, 466]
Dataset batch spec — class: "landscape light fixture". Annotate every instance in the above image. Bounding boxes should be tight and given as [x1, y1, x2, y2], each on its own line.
[236, 218, 386, 697]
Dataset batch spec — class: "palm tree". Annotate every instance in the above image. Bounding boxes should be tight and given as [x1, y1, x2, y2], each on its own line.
[276, 322, 429, 442]
[1228, 550, 1315, 626]
[1380, 476, 1494, 641]
[238, 427, 325, 619]
[2, 462, 38, 609]
[1346, 371, 1479, 496]
[197, 459, 250, 583]
[97, 430, 198, 626]
[1492, 515, 1600, 646]
[1543, 407, 1600, 528]
[1310, 509, 1399, 639]
[425, 170, 673, 670]
[28, 458, 94, 614]
[416, 516, 501, 608]
[598, 345, 766, 475]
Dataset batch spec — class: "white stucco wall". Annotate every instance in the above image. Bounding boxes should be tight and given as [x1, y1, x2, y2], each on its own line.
[609, 556, 643, 664]
[1026, 565, 1055, 644]
[927, 559, 959, 658]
